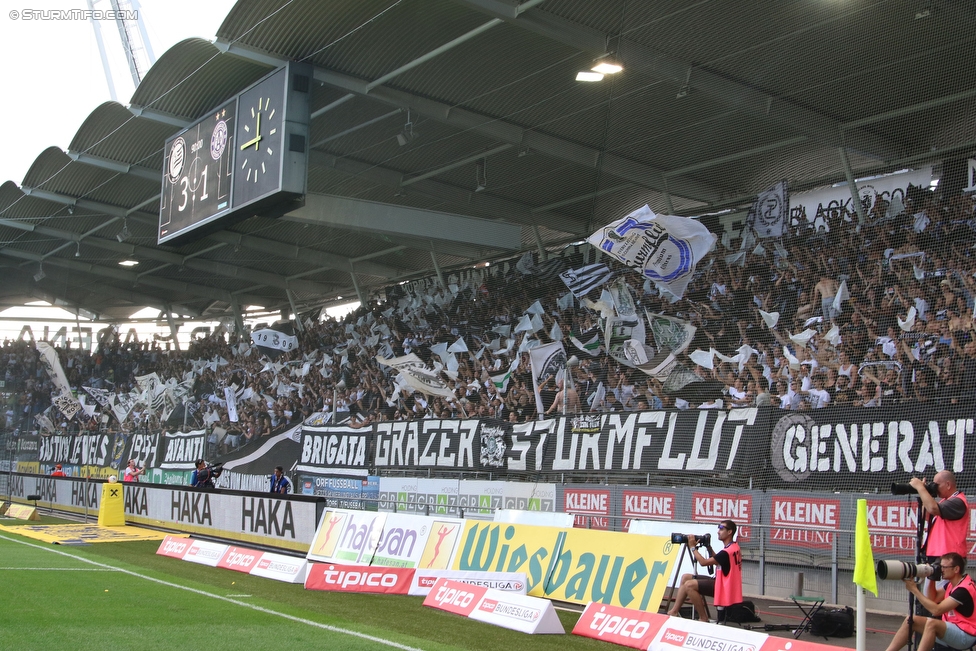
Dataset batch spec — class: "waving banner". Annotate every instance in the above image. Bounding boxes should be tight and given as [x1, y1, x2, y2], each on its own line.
[528, 342, 566, 415]
[376, 353, 455, 400]
[588, 205, 716, 299]
[37, 342, 82, 419]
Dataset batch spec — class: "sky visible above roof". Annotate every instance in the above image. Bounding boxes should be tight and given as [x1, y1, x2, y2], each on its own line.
[0, 0, 236, 187]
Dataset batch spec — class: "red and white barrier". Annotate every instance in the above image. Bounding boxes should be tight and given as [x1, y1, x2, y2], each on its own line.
[572, 601, 852, 651]
[304, 562, 415, 594]
[408, 569, 526, 596]
[423, 578, 564, 634]
[183, 539, 229, 567]
[155, 535, 307, 584]
[572, 603, 667, 649]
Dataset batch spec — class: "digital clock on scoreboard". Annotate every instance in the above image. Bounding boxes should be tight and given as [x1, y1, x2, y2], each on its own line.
[158, 100, 236, 245]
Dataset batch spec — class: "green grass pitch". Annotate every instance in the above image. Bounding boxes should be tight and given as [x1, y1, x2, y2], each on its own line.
[0, 518, 609, 651]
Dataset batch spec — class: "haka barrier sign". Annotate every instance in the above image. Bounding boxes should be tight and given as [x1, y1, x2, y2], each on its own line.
[451, 520, 677, 610]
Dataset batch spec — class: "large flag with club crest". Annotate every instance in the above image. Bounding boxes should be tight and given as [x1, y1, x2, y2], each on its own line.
[747, 180, 789, 238]
[528, 341, 566, 415]
[375, 353, 456, 400]
[588, 205, 716, 300]
[646, 311, 697, 355]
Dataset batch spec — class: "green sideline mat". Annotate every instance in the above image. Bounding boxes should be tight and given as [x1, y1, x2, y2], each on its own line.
[0, 524, 180, 545]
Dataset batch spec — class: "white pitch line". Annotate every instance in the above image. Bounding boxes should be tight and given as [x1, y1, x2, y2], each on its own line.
[0, 533, 427, 651]
[0, 567, 122, 571]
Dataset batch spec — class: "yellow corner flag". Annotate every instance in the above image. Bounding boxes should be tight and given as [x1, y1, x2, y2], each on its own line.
[854, 498, 877, 596]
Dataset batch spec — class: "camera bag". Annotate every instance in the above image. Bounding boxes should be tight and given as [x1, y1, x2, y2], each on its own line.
[722, 601, 762, 624]
[810, 606, 854, 638]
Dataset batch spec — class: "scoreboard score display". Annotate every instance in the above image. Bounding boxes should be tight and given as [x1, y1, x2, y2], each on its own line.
[158, 62, 311, 246]
[158, 100, 235, 244]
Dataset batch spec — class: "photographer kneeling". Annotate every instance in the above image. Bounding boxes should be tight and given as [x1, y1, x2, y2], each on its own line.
[884, 553, 976, 651]
[667, 520, 742, 623]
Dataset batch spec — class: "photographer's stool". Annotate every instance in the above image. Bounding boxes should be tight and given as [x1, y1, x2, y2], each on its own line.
[790, 595, 825, 638]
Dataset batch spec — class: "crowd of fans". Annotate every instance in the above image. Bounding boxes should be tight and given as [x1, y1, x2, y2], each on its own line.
[2, 184, 975, 448]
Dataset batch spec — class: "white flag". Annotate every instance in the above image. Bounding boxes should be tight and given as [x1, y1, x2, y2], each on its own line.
[447, 337, 469, 353]
[224, 386, 239, 422]
[898, 306, 917, 332]
[37, 342, 82, 419]
[376, 353, 456, 400]
[832, 279, 851, 315]
[758, 310, 780, 329]
[689, 349, 714, 369]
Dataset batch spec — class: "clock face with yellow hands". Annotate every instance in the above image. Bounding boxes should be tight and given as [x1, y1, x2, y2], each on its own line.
[233, 67, 287, 207]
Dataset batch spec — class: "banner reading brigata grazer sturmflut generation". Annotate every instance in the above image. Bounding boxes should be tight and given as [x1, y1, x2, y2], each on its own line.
[21, 402, 976, 492]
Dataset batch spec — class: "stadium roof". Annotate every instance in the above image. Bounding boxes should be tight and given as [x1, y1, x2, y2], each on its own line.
[1, 0, 973, 323]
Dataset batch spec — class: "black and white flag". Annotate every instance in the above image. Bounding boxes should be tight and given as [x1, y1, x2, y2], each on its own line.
[747, 180, 789, 238]
[570, 326, 602, 356]
[251, 323, 299, 360]
[559, 263, 612, 298]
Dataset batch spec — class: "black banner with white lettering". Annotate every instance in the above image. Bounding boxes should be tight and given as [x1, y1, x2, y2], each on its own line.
[19, 402, 976, 494]
[159, 429, 207, 470]
[121, 432, 163, 470]
[37, 432, 117, 467]
[297, 425, 372, 477]
[764, 402, 976, 490]
[295, 410, 772, 478]
[290, 403, 976, 490]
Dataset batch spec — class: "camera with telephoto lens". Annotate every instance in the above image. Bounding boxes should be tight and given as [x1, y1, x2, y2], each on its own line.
[891, 482, 938, 497]
[876, 560, 937, 581]
[671, 532, 711, 547]
[199, 462, 223, 483]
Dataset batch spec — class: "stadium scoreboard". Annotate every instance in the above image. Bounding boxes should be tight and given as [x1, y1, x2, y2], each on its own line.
[158, 62, 312, 245]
